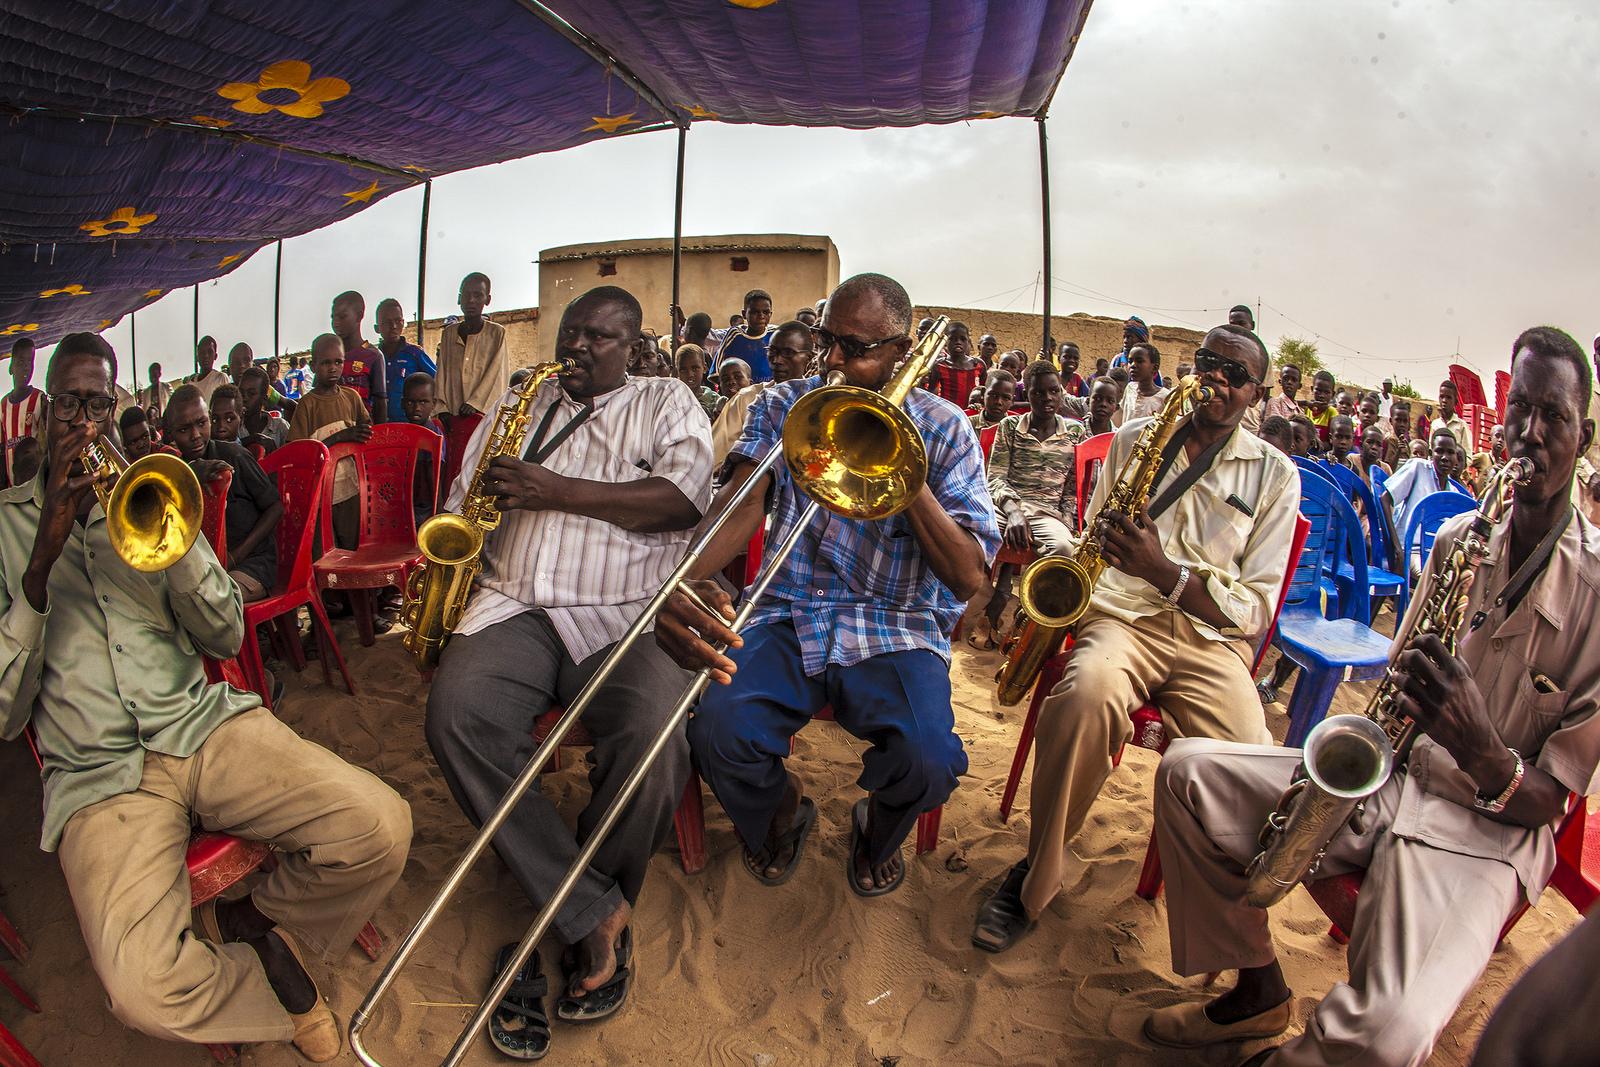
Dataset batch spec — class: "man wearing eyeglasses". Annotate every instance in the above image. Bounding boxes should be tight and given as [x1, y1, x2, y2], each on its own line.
[972, 323, 1300, 952]
[0, 333, 411, 1061]
[656, 273, 999, 897]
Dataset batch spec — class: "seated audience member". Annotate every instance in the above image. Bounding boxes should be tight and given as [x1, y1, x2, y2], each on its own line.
[1409, 437, 1428, 459]
[710, 323, 813, 468]
[1327, 414, 1358, 469]
[674, 343, 721, 420]
[239, 367, 291, 454]
[716, 289, 778, 382]
[402, 371, 446, 525]
[164, 385, 282, 604]
[0, 333, 410, 1061]
[8, 436, 40, 486]
[969, 370, 1017, 431]
[1357, 390, 1390, 441]
[288, 334, 373, 547]
[1118, 342, 1170, 425]
[375, 297, 436, 423]
[1145, 326, 1598, 1067]
[1084, 378, 1118, 438]
[926, 321, 984, 406]
[119, 405, 156, 461]
[1334, 389, 1356, 419]
[998, 351, 1026, 401]
[1289, 414, 1320, 458]
[966, 385, 984, 409]
[970, 360, 1086, 650]
[1381, 426, 1459, 577]
[1303, 369, 1336, 443]
[795, 306, 818, 328]
[1433, 378, 1471, 446]
[716, 359, 751, 402]
[1356, 424, 1392, 484]
[1059, 342, 1087, 396]
[1258, 414, 1293, 456]
[1386, 397, 1415, 467]
[209, 384, 246, 445]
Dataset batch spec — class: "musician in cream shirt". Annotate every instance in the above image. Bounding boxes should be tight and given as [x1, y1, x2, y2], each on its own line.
[424, 286, 711, 1056]
[1143, 328, 1600, 1067]
[974, 324, 1300, 952]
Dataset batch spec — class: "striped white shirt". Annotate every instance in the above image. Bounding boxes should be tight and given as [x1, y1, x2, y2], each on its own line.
[449, 376, 713, 662]
[0, 388, 43, 483]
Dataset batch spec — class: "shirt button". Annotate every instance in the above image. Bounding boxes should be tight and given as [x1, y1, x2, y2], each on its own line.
[115, 644, 124, 653]
[101, 595, 110, 603]
[128, 700, 137, 709]
[816, 589, 825, 596]
[1492, 638, 1503, 652]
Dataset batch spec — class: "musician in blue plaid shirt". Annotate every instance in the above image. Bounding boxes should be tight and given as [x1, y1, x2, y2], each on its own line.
[657, 273, 999, 896]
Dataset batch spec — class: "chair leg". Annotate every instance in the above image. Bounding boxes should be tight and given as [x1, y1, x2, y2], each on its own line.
[915, 806, 942, 855]
[0, 1022, 42, 1067]
[1134, 828, 1163, 900]
[0, 909, 27, 962]
[1327, 922, 1350, 946]
[0, 963, 38, 1013]
[277, 614, 307, 671]
[205, 1042, 239, 1062]
[674, 773, 707, 875]
[351, 589, 377, 648]
[355, 921, 383, 962]
[308, 596, 357, 696]
[1283, 665, 1344, 748]
[1000, 686, 1047, 822]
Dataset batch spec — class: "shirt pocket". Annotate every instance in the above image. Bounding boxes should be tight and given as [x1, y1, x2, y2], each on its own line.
[1509, 665, 1569, 749]
[1180, 481, 1252, 566]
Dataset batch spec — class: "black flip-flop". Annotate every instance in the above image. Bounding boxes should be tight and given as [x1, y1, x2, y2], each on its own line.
[489, 943, 550, 1060]
[846, 798, 906, 898]
[742, 796, 817, 887]
[972, 858, 1036, 953]
[556, 926, 632, 1024]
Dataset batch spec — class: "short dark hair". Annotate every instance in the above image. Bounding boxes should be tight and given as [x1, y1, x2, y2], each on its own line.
[1438, 379, 1457, 394]
[165, 383, 203, 424]
[10, 337, 34, 357]
[403, 371, 435, 395]
[830, 273, 912, 334]
[1023, 359, 1059, 389]
[685, 312, 712, 338]
[1130, 342, 1161, 369]
[1059, 341, 1080, 358]
[569, 285, 643, 337]
[742, 288, 772, 311]
[312, 333, 342, 356]
[770, 320, 811, 350]
[119, 405, 148, 435]
[1313, 369, 1336, 385]
[1329, 414, 1355, 435]
[238, 365, 269, 392]
[45, 332, 117, 390]
[985, 368, 1016, 386]
[1511, 326, 1591, 404]
[211, 384, 243, 408]
[461, 271, 491, 293]
[333, 290, 365, 316]
[376, 297, 403, 316]
[1260, 414, 1291, 439]
[948, 320, 969, 336]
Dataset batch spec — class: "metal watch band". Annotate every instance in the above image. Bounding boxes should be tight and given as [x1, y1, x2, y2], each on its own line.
[1474, 748, 1524, 814]
[1163, 565, 1191, 609]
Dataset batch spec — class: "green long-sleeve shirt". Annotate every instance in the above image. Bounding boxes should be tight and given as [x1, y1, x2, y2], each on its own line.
[0, 470, 258, 850]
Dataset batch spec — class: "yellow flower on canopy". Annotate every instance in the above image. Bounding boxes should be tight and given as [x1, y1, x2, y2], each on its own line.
[218, 60, 350, 119]
[80, 206, 157, 237]
[0, 323, 39, 337]
[40, 284, 92, 298]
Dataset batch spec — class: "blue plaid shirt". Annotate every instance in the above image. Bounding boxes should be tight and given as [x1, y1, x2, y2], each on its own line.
[730, 376, 1000, 675]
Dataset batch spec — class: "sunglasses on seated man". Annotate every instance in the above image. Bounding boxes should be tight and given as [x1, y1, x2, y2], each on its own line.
[810, 326, 907, 362]
[49, 393, 118, 421]
[1192, 348, 1262, 388]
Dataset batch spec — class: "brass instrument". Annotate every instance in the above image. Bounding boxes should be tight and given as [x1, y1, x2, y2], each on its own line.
[995, 376, 1215, 705]
[402, 359, 573, 670]
[352, 319, 952, 1067]
[1243, 457, 1534, 908]
[81, 436, 203, 572]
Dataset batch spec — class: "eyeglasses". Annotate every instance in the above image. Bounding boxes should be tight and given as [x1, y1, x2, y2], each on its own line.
[810, 326, 906, 361]
[48, 393, 116, 421]
[1193, 348, 1261, 388]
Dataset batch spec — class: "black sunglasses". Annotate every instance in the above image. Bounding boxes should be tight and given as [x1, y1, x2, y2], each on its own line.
[1193, 348, 1261, 388]
[49, 392, 117, 421]
[810, 325, 906, 362]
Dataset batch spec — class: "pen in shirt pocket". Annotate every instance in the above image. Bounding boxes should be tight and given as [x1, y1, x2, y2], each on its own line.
[1531, 671, 1559, 694]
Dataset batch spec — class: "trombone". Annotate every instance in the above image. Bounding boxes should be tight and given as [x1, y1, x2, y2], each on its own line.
[350, 317, 952, 1067]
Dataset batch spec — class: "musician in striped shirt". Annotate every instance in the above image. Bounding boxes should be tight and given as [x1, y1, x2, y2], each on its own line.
[1, 338, 44, 488]
[424, 286, 712, 1052]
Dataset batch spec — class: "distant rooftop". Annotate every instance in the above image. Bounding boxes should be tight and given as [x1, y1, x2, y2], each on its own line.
[540, 234, 834, 263]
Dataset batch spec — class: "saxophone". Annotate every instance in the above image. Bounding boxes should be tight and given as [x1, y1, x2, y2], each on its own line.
[402, 359, 575, 670]
[995, 376, 1215, 705]
[1243, 456, 1534, 907]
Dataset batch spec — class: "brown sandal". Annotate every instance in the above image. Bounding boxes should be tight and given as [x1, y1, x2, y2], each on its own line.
[270, 927, 341, 1063]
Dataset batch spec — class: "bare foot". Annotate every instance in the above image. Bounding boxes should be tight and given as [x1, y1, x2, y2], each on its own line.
[852, 797, 903, 892]
[571, 900, 631, 995]
[746, 772, 806, 882]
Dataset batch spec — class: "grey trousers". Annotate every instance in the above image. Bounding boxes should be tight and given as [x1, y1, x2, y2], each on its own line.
[1155, 738, 1524, 1067]
[425, 610, 691, 944]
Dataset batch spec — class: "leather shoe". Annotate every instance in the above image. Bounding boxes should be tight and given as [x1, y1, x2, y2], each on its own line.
[271, 927, 342, 1062]
[1143, 998, 1291, 1048]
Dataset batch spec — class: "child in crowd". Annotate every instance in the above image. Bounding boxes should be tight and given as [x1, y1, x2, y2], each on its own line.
[1289, 414, 1318, 457]
[289, 333, 372, 547]
[208, 384, 245, 444]
[1263, 363, 1301, 421]
[969, 370, 1017, 431]
[1304, 369, 1336, 443]
[674, 343, 722, 420]
[238, 367, 291, 454]
[1258, 414, 1293, 456]
[402, 371, 446, 526]
[716, 358, 751, 402]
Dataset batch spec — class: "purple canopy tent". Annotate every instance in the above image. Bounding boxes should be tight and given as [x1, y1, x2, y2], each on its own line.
[0, 0, 1095, 359]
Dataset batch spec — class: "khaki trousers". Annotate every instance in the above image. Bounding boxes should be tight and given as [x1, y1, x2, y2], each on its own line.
[1021, 608, 1268, 916]
[1155, 739, 1523, 1067]
[57, 707, 412, 1045]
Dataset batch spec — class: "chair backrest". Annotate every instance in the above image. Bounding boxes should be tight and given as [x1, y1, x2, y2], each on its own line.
[441, 412, 485, 498]
[324, 423, 440, 549]
[259, 440, 330, 594]
[1311, 474, 1373, 622]
[1402, 491, 1478, 571]
[1368, 463, 1388, 497]
[1251, 513, 1311, 673]
[1293, 455, 1337, 487]
[246, 442, 267, 463]
[1290, 473, 1372, 618]
[978, 423, 998, 465]
[1450, 477, 1472, 498]
[1073, 431, 1114, 530]
[198, 467, 233, 568]
[1324, 461, 1388, 567]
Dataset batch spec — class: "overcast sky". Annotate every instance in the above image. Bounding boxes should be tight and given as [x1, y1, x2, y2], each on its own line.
[105, 0, 1598, 396]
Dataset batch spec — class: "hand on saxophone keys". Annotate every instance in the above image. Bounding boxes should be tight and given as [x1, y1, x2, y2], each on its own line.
[1095, 505, 1172, 580]
[1387, 632, 1502, 774]
[655, 578, 742, 684]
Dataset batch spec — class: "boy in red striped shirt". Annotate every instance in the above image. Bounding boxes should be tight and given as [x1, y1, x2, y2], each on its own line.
[1, 338, 44, 487]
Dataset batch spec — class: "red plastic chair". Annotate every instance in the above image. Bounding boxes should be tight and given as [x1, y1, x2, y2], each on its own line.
[0, 1017, 40, 1067]
[242, 441, 354, 708]
[979, 424, 999, 465]
[1073, 432, 1113, 533]
[440, 411, 484, 500]
[0, 901, 40, 1067]
[199, 467, 232, 565]
[315, 423, 440, 646]
[532, 709, 707, 875]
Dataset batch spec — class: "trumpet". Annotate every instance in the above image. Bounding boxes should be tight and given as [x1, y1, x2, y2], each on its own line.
[81, 435, 203, 572]
[351, 318, 953, 1067]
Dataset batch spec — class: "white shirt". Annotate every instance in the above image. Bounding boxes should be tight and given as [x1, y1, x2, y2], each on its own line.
[1383, 456, 1452, 553]
[1117, 383, 1170, 426]
[449, 376, 713, 662]
[137, 382, 172, 415]
[1084, 416, 1301, 645]
[188, 369, 229, 406]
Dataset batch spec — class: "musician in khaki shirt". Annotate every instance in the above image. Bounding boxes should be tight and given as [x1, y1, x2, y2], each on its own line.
[973, 324, 1300, 951]
[1143, 327, 1600, 1067]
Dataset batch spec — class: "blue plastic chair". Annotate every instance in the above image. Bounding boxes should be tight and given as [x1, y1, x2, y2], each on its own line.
[1394, 491, 1478, 620]
[1324, 462, 1406, 613]
[1369, 463, 1388, 498]
[1451, 477, 1472, 497]
[1291, 457, 1344, 613]
[1272, 476, 1394, 746]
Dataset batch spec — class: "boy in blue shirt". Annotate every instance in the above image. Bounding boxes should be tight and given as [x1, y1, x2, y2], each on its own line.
[376, 297, 436, 423]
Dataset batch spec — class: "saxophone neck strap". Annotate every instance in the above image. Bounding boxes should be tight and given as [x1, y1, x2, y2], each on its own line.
[1496, 504, 1571, 618]
[524, 395, 595, 464]
[1147, 422, 1232, 520]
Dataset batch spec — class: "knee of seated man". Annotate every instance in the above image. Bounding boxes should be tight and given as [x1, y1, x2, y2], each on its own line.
[883, 722, 967, 805]
[100, 953, 211, 1040]
[1037, 658, 1130, 742]
[358, 781, 414, 871]
[1347, 994, 1442, 1067]
[686, 690, 767, 765]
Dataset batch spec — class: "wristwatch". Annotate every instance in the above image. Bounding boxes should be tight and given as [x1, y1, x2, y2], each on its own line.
[1473, 749, 1524, 814]
[1162, 566, 1191, 609]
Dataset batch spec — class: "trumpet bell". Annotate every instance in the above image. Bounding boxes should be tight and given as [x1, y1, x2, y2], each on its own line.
[106, 452, 203, 572]
[1018, 555, 1091, 629]
[781, 386, 927, 520]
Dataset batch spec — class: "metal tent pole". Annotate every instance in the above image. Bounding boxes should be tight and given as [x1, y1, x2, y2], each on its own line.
[1037, 116, 1053, 362]
[192, 284, 199, 359]
[274, 240, 283, 356]
[671, 126, 687, 347]
[417, 180, 432, 350]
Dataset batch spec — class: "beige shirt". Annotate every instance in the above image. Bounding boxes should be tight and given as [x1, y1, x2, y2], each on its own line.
[1394, 508, 1600, 899]
[436, 318, 510, 415]
[1432, 414, 1471, 448]
[188, 369, 229, 406]
[1118, 383, 1170, 427]
[710, 381, 771, 467]
[1080, 416, 1301, 646]
[137, 382, 172, 415]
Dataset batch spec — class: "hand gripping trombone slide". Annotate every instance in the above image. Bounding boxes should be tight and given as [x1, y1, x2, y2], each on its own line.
[350, 317, 952, 1066]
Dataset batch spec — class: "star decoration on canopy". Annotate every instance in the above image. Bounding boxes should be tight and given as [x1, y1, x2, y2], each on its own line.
[685, 104, 720, 120]
[143, 289, 164, 299]
[97, 318, 114, 330]
[39, 284, 92, 298]
[217, 253, 243, 268]
[341, 180, 380, 205]
[217, 60, 350, 119]
[585, 113, 638, 134]
[81, 206, 158, 237]
[1, 323, 40, 337]
[190, 114, 234, 129]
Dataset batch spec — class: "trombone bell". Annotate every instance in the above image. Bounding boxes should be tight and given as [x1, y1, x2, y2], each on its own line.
[781, 388, 927, 520]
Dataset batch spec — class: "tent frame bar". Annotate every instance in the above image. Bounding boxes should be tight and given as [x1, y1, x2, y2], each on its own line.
[1037, 116, 1052, 360]
[510, 0, 686, 129]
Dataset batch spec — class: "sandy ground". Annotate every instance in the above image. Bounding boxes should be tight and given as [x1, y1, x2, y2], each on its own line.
[0, 604, 1582, 1066]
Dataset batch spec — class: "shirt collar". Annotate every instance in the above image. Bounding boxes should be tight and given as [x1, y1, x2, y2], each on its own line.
[1016, 410, 1070, 437]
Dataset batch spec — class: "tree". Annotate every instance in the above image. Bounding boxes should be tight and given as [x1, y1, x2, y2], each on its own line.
[1389, 379, 1420, 399]
[1275, 336, 1324, 377]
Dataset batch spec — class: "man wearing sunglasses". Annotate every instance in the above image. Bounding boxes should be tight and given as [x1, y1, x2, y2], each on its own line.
[973, 323, 1300, 952]
[656, 273, 999, 898]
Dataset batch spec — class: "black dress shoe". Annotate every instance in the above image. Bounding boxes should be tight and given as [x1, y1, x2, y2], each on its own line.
[972, 858, 1035, 953]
